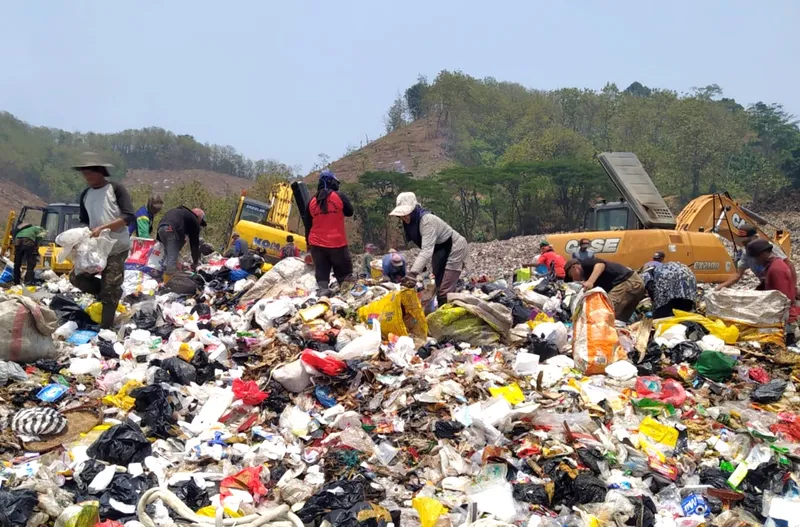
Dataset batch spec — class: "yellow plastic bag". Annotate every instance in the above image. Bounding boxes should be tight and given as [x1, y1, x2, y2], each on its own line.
[638, 416, 678, 449]
[101, 380, 144, 411]
[489, 383, 525, 405]
[657, 310, 739, 344]
[412, 497, 447, 527]
[178, 343, 195, 362]
[358, 289, 428, 339]
[527, 311, 555, 330]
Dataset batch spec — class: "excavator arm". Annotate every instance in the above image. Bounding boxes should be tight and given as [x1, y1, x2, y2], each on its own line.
[676, 192, 791, 257]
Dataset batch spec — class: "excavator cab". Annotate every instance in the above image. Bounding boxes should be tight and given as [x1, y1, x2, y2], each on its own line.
[2, 203, 81, 273]
[583, 200, 642, 231]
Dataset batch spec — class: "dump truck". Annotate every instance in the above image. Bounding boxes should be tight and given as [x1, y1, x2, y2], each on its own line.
[1, 203, 82, 274]
[223, 180, 312, 264]
[545, 152, 790, 283]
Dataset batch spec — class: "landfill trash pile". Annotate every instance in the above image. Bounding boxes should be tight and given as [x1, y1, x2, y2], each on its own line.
[3, 251, 800, 527]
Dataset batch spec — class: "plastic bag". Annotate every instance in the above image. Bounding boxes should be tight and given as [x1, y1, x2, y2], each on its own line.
[411, 497, 447, 527]
[86, 421, 152, 465]
[751, 379, 787, 403]
[526, 334, 559, 361]
[635, 376, 687, 406]
[130, 384, 175, 439]
[357, 289, 428, 339]
[695, 350, 737, 382]
[427, 305, 501, 346]
[0, 489, 42, 527]
[50, 295, 98, 330]
[161, 357, 197, 385]
[170, 479, 211, 512]
[57, 227, 116, 275]
[272, 359, 312, 393]
[666, 341, 702, 364]
[337, 320, 381, 360]
[301, 349, 347, 376]
[233, 378, 268, 405]
[572, 289, 623, 375]
[297, 480, 367, 524]
[0, 360, 27, 386]
[657, 310, 739, 344]
[533, 321, 568, 349]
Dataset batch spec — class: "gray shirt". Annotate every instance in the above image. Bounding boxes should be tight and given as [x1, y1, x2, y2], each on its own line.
[411, 214, 468, 275]
[79, 181, 135, 255]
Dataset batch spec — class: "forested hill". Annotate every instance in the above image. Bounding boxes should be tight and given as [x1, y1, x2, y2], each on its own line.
[0, 111, 276, 202]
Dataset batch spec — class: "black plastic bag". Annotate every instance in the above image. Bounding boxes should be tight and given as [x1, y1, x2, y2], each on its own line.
[87, 421, 152, 465]
[99, 473, 154, 521]
[323, 502, 393, 527]
[434, 420, 464, 439]
[264, 380, 292, 414]
[751, 379, 788, 403]
[577, 447, 606, 474]
[698, 467, 728, 489]
[98, 338, 117, 359]
[628, 495, 657, 527]
[191, 303, 212, 317]
[683, 321, 709, 341]
[511, 302, 533, 326]
[572, 473, 607, 505]
[161, 357, 197, 385]
[666, 341, 702, 364]
[75, 458, 106, 491]
[512, 483, 551, 505]
[170, 478, 211, 510]
[298, 479, 367, 524]
[239, 254, 263, 274]
[191, 350, 223, 385]
[50, 295, 98, 330]
[630, 342, 663, 375]
[534, 278, 558, 297]
[746, 461, 789, 495]
[165, 272, 200, 295]
[0, 489, 38, 527]
[526, 334, 559, 361]
[131, 384, 175, 439]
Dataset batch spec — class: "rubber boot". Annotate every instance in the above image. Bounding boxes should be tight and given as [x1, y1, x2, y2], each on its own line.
[100, 302, 116, 330]
[317, 281, 331, 298]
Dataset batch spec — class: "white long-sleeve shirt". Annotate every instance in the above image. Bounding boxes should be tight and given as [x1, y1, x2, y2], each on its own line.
[410, 214, 468, 275]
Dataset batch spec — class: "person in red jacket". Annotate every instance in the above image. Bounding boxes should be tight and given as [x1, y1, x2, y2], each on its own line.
[529, 240, 566, 279]
[747, 239, 800, 342]
[303, 170, 354, 294]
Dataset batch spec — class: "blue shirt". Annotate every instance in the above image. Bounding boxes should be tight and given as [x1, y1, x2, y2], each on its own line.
[572, 249, 595, 262]
[382, 254, 407, 282]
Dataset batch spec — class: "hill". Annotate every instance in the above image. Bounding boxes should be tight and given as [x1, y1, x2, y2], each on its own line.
[0, 181, 47, 223]
[126, 169, 254, 197]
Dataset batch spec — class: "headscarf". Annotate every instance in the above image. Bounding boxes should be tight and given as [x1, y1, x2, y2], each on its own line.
[316, 170, 340, 214]
[402, 205, 429, 248]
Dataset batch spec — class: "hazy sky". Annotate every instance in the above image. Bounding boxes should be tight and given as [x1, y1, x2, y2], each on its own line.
[2, 1, 798, 173]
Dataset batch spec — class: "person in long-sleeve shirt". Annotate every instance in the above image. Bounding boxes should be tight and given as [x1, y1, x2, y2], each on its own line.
[71, 152, 135, 329]
[304, 170, 354, 293]
[129, 195, 163, 238]
[747, 239, 800, 329]
[157, 206, 206, 276]
[13, 224, 46, 285]
[389, 192, 468, 306]
[381, 250, 407, 283]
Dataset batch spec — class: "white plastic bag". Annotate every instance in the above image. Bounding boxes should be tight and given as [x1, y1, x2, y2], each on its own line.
[533, 321, 568, 350]
[56, 227, 116, 275]
[337, 320, 381, 360]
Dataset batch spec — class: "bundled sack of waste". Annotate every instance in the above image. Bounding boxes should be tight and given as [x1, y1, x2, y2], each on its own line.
[427, 293, 512, 347]
[357, 288, 428, 339]
[706, 289, 789, 346]
[0, 294, 58, 363]
[241, 258, 313, 302]
[572, 288, 624, 375]
[56, 227, 116, 275]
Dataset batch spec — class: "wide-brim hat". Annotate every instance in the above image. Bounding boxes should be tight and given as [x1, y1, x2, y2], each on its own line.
[391, 253, 404, 266]
[72, 152, 114, 171]
[389, 192, 419, 217]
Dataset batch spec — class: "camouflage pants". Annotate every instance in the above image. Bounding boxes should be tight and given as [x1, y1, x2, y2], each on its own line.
[70, 251, 127, 310]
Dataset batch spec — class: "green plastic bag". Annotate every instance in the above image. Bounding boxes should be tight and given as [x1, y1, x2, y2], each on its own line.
[695, 350, 737, 382]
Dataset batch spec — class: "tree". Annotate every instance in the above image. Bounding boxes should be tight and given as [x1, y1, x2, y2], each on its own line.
[405, 75, 429, 121]
[623, 81, 652, 97]
[384, 95, 408, 134]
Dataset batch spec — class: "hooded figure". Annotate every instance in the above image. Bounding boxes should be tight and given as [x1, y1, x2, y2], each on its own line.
[389, 192, 468, 306]
[303, 170, 354, 294]
[129, 195, 164, 238]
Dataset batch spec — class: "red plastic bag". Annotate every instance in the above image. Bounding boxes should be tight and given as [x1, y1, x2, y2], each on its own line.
[220, 466, 267, 500]
[232, 378, 268, 406]
[96, 522, 125, 527]
[635, 376, 687, 406]
[749, 367, 770, 384]
[301, 349, 347, 376]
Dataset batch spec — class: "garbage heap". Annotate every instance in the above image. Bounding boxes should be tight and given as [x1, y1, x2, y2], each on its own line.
[1, 255, 799, 527]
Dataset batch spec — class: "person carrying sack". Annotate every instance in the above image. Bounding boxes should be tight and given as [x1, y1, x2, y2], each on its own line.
[389, 192, 468, 307]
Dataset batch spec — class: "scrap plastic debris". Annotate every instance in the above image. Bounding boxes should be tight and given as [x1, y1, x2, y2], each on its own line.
[3, 250, 800, 527]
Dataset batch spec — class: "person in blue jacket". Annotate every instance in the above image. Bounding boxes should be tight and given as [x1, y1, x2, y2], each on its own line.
[129, 195, 163, 238]
[381, 250, 407, 283]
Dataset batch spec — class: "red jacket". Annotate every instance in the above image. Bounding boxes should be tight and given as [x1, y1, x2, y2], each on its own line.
[307, 191, 353, 248]
[538, 247, 566, 279]
[764, 257, 800, 323]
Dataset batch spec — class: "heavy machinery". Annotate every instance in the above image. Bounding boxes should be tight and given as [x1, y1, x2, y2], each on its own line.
[1, 203, 82, 273]
[224, 180, 312, 263]
[545, 152, 791, 283]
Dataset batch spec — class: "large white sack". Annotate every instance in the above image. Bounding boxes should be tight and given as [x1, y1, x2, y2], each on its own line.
[706, 289, 791, 326]
[0, 295, 58, 363]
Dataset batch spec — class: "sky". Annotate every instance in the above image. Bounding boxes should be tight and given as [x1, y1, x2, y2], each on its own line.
[1, 1, 798, 173]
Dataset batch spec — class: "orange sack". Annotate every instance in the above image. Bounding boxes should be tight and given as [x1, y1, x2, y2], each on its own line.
[572, 288, 623, 375]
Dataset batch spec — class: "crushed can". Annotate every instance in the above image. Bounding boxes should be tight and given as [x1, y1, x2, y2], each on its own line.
[681, 493, 710, 517]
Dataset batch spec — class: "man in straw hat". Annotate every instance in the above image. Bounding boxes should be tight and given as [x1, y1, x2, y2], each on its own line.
[389, 192, 468, 306]
[71, 152, 136, 329]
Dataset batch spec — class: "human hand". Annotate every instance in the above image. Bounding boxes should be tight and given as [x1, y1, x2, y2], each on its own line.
[401, 273, 417, 288]
[582, 281, 594, 290]
[90, 226, 106, 238]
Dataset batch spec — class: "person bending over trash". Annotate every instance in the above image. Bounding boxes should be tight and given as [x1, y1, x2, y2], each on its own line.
[129, 194, 163, 238]
[279, 235, 300, 260]
[717, 223, 796, 293]
[565, 257, 646, 322]
[389, 192, 468, 306]
[303, 170, 354, 295]
[157, 206, 206, 276]
[381, 249, 407, 283]
[13, 223, 46, 285]
[71, 153, 135, 329]
[641, 258, 697, 319]
[527, 240, 566, 279]
[225, 232, 249, 258]
[746, 239, 800, 342]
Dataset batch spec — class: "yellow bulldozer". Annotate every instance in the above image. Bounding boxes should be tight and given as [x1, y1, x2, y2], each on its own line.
[1, 203, 83, 274]
[223, 180, 312, 264]
[545, 152, 790, 283]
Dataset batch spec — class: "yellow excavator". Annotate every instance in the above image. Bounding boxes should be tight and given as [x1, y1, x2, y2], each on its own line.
[1, 203, 82, 274]
[545, 152, 790, 283]
[223, 180, 312, 264]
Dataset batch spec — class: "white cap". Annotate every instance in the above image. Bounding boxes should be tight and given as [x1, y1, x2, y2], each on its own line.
[389, 192, 419, 217]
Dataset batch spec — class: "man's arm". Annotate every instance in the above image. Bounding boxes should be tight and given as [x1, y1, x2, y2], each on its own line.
[584, 262, 606, 289]
[716, 266, 746, 290]
[188, 227, 201, 267]
[410, 216, 436, 275]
